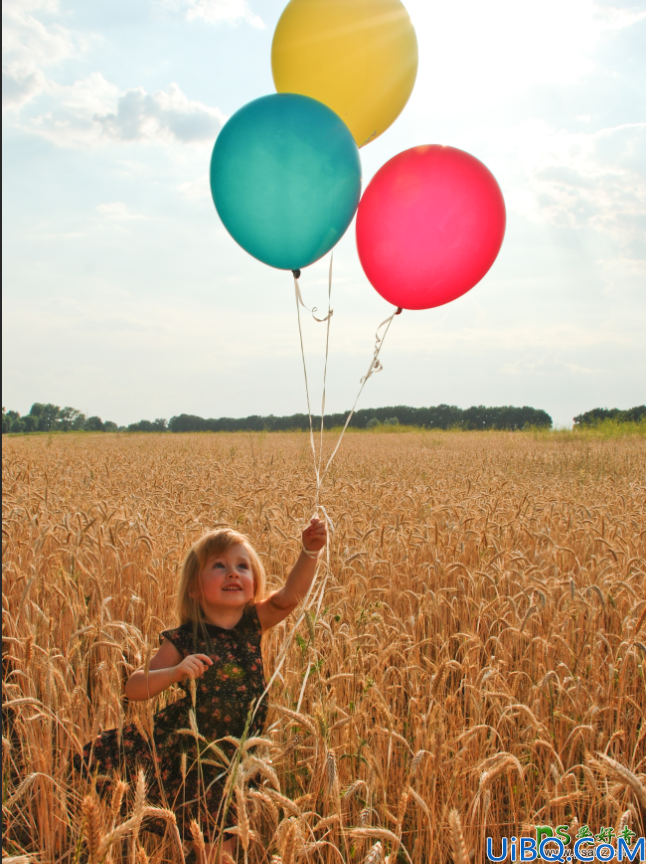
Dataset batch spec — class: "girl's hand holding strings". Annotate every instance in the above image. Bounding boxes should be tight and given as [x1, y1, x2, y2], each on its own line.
[302, 517, 327, 557]
[174, 654, 213, 684]
[256, 519, 328, 632]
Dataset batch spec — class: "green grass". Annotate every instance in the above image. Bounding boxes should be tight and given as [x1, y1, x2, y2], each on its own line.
[5, 420, 645, 438]
[533, 418, 646, 440]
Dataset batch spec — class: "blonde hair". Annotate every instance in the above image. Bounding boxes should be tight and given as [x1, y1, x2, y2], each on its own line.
[176, 527, 266, 626]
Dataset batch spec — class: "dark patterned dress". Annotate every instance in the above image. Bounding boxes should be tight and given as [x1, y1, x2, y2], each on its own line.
[74, 605, 267, 840]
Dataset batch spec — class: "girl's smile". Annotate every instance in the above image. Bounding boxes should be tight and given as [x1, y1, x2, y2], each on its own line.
[192, 543, 256, 614]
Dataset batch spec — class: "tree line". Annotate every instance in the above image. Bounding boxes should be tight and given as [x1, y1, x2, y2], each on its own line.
[166, 404, 554, 432]
[3, 402, 554, 434]
[2, 403, 120, 434]
[5, 403, 643, 436]
[573, 406, 645, 426]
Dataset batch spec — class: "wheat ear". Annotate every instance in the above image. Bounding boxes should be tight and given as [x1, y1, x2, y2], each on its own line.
[363, 842, 384, 863]
[190, 820, 207, 857]
[109, 779, 128, 827]
[448, 809, 469, 864]
[235, 779, 251, 854]
[593, 753, 646, 813]
[82, 795, 103, 864]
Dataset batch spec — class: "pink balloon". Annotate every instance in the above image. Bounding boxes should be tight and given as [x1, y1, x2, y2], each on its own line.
[356, 145, 506, 310]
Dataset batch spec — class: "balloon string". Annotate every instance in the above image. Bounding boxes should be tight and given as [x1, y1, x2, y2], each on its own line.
[248, 269, 400, 728]
[293, 268, 324, 507]
[316, 254, 334, 511]
[319, 305, 402, 485]
[293, 259, 401, 503]
[251, 261, 336, 730]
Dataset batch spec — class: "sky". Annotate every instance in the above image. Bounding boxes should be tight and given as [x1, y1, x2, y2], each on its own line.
[3, 0, 645, 428]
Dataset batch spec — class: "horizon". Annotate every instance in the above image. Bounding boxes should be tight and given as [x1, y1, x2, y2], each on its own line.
[5, 399, 645, 433]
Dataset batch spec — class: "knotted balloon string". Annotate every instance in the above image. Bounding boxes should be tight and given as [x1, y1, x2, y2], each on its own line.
[294, 270, 333, 325]
[287, 270, 402, 623]
[318, 305, 402, 485]
[297, 294, 401, 622]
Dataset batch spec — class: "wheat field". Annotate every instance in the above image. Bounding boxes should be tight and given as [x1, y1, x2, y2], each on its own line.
[2, 429, 646, 863]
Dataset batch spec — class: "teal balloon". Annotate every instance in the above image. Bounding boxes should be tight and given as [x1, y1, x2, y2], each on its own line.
[210, 94, 361, 271]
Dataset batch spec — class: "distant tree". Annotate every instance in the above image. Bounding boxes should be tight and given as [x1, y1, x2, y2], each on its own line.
[384, 417, 399, 426]
[622, 405, 646, 423]
[3, 410, 22, 433]
[85, 416, 104, 431]
[573, 408, 620, 426]
[153, 418, 168, 431]
[366, 417, 381, 428]
[169, 414, 208, 432]
[128, 420, 156, 432]
[59, 406, 84, 431]
[3, 404, 119, 433]
[29, 402, 61, 431]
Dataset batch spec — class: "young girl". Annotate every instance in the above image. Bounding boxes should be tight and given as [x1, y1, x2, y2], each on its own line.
[74, 518, 327, 862]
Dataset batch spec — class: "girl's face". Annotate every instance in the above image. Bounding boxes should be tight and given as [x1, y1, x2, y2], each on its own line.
[193, 543, 255, 610]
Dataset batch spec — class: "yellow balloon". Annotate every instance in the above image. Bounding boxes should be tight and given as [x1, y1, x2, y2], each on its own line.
[272, 0, 418, 148]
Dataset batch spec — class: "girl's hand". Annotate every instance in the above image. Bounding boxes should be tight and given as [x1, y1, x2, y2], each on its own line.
[302, 517, 327, 555]
[174, 653, 213, 684]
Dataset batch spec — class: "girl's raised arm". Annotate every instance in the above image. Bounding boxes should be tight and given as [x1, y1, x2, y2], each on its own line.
[256, 517, 327, 632]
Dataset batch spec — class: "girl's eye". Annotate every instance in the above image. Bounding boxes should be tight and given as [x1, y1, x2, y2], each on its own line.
[237, 563, 249, 570]
[214, 562, 225, 569]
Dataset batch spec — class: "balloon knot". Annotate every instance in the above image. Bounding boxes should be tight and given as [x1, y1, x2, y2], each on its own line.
[395, 307, 403, 315]
[292, 269, 301, 279]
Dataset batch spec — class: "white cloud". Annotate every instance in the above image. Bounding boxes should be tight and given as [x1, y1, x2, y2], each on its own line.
[2, 0, 84, 110]
[4, 0, 225, 147]
[500, 357, 603, 376]
[599, 256, 646, 298]
[96, 83, 225, 143]
[25, 72, 117, 144]
[25, 76, 224, 147]
[327, 315, 636, 360]
[505, 121, 646, 252]
[2, 66, 47, 109]
[599, 5, 646, 29]
[96, 202, 146, 220]
[169, 0, 264, 28]
[177, 173, 211, 200]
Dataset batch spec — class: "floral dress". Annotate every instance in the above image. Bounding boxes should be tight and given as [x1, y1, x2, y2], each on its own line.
[74, 605, 267, 840]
